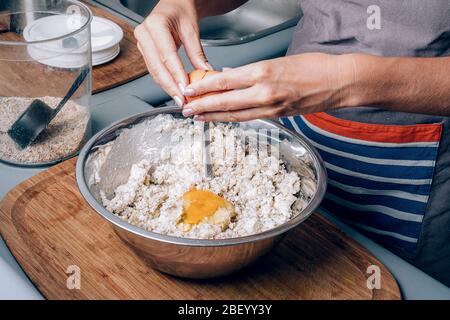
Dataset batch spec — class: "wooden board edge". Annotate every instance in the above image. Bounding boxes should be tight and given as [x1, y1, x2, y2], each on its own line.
[92, 70, 148, 94]
[0, 160, 78, 299]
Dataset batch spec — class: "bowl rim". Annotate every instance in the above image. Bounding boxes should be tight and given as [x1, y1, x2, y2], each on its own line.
[76, 106, 327, 247]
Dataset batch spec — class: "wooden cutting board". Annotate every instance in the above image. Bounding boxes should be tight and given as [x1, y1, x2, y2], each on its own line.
[0, 2, 147, 96]
[0, 158, 401, 300]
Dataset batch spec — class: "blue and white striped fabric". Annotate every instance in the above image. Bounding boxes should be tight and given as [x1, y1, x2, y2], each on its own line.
[280, 113, 442, 253]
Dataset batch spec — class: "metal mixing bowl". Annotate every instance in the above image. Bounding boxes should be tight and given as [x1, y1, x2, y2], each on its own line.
[76, 107, 327, 279]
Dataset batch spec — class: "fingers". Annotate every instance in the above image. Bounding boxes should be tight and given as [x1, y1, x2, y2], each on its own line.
[179, 26, 212, 71]
[146, 22, 189, 88]
[182, 86, 265, 116]
[184, 64, 259, 97]
[193, 106, 283, 122]
[135, 27, 184, 106]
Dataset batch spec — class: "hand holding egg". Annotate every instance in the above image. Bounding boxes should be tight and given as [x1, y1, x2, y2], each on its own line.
[184, 70, 229, 104]
[182, 53, 353, 122]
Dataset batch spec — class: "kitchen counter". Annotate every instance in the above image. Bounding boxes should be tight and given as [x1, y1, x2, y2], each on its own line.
[1, 1, 449, 300]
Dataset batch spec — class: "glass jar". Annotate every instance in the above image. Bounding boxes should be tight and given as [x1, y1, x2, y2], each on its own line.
[0, 0, 92, 167]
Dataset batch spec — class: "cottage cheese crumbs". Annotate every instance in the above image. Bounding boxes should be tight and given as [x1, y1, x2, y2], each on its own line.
[96, 115, 316, 239]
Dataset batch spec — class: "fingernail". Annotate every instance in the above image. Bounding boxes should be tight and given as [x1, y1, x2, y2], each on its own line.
[182, 108, 194, 117]
[205, 62, 214, 70]
[183, 88, 196, 96]
[173, 96, 183, 107]
[193, 115, 205, 122]
[178, 82, 186, 94]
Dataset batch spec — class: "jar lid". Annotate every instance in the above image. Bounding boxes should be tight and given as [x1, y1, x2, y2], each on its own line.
[93, 44, 121, 66]
[24, 15, 86, 53]
[23, 15, 123, 67]
[91, 16, 123, 52]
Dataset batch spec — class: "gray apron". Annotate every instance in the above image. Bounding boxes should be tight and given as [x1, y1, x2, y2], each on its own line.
[283, 0, 450, 286]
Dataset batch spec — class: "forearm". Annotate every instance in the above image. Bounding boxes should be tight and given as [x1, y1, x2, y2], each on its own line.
[194, 0, 248, 18]
[344, 54, 450, 116]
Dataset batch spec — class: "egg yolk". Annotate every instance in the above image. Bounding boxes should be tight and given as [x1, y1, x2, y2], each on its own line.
[182, 189, 231, 224]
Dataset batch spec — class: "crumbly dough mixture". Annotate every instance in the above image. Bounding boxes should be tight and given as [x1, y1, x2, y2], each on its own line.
[93, 115, 317, 239]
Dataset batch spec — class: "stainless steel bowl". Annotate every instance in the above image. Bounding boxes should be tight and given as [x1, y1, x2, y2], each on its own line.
[76, 107, 327, 279]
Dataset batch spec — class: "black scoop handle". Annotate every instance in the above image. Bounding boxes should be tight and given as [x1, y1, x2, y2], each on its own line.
[51, 66, 91, 119]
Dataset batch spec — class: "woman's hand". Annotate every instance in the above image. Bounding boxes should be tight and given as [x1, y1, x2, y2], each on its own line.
[134, 0, 212, 107]
[182, 53, 356, 121]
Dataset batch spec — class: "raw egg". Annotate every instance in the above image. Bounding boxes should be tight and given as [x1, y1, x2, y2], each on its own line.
[186, 69, 227, 103]
[182, 189, 235, 226]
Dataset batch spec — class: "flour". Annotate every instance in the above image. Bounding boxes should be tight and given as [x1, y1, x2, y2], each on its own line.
[90, 115, 317, 239]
